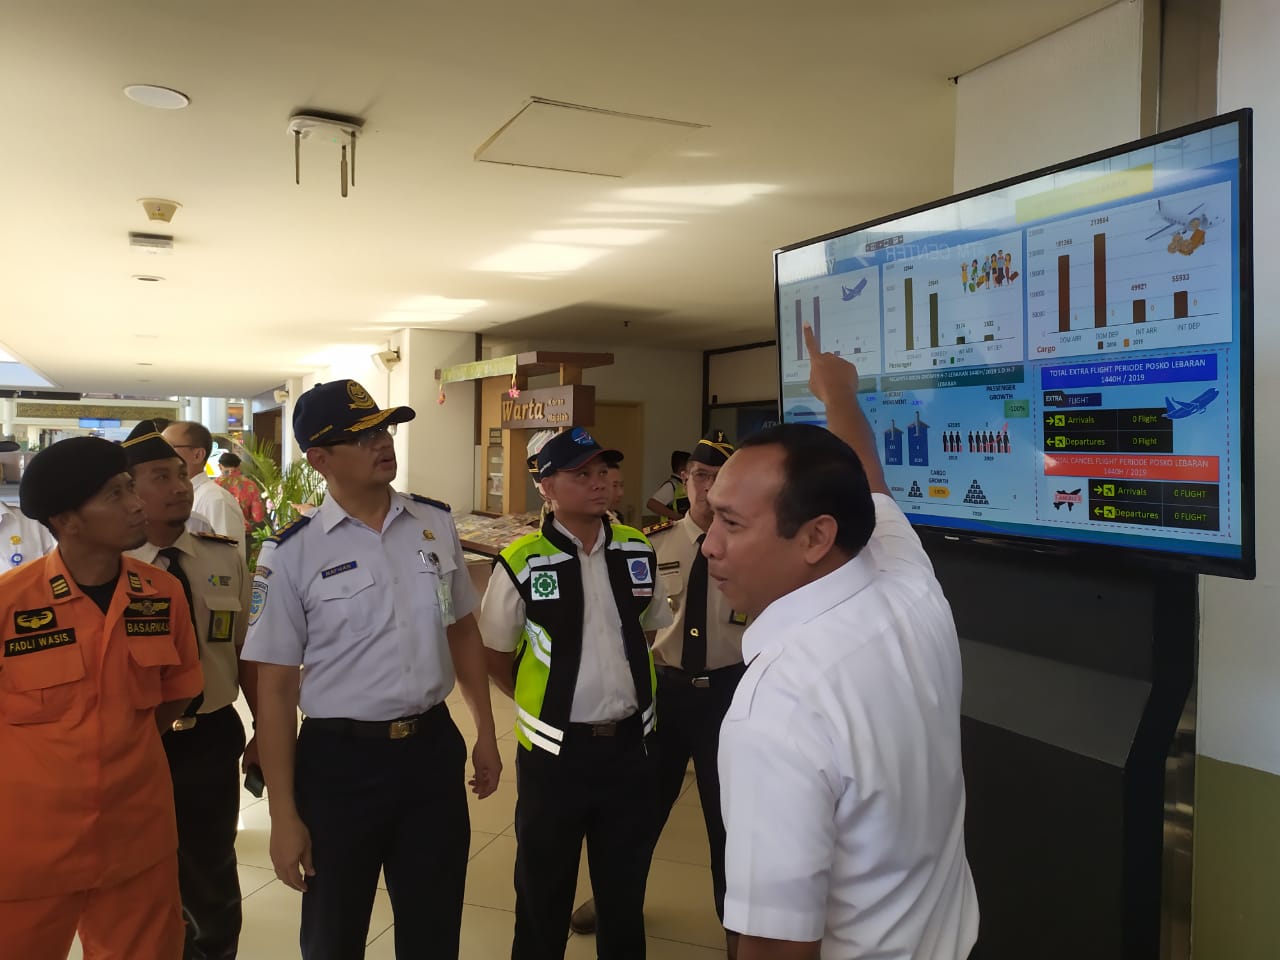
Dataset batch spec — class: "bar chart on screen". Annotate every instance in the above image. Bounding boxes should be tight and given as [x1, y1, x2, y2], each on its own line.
[1024, 183, 1233, 359]
[881, 230, 1024, 374]
[778, 263, 882, 384]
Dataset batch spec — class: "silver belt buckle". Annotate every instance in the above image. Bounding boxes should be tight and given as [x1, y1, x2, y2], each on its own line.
[691, 675, 712, 688]
[171, 716, 198, 732]
[389, 718, 418, 739]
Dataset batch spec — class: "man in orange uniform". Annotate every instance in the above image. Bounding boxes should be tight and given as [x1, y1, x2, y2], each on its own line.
[0, 437, 204, 959]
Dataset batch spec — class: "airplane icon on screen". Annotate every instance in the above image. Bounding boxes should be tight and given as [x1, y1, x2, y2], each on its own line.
[841, 278, 868, 301]
[1163, 388, 1219, 419]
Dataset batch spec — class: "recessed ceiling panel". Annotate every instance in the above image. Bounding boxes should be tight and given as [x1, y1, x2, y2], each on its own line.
[475, 97, 706, 178]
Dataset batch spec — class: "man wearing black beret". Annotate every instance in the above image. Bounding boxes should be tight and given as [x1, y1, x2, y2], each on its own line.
[0, 436, 203, 958]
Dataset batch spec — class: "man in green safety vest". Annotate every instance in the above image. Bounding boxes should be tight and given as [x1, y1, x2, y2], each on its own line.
[481, 427, 673, 960]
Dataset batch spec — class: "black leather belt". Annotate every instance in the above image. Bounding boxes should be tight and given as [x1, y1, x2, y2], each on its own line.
[303, 702, 447, 740]
[566, 710, 643, 741]
[656, 662, 746, 689]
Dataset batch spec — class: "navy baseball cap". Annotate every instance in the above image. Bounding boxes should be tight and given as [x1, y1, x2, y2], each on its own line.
[536, 427, 622, 479]
[292, 380, 416, 451]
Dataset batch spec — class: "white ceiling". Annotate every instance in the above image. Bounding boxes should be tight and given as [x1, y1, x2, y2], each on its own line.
[0, 0, 1114, 398]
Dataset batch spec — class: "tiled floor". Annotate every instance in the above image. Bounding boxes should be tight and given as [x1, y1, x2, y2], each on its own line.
[73, 687, 726, 959]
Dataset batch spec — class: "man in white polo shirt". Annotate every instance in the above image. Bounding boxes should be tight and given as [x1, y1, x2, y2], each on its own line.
[705, 324, 978, 960]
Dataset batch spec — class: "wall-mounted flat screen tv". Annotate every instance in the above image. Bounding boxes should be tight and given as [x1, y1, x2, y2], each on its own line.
[775, 110, 1254, 579]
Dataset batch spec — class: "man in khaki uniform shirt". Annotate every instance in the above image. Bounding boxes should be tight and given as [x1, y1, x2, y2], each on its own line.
[123, 420, 257, 960]
[647, 429, 745, 935]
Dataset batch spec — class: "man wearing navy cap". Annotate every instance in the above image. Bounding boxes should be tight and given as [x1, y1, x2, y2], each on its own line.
[123, 420, 256, 960]
[480, 426, 673, 960]
[244, 379, 501, 960]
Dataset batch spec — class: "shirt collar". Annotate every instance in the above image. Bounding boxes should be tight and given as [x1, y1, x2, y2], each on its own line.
[552, 517, 605, 554]
[191, 473, 210, 489]
[678, 513, 706, 545]
[741, 551, 878, 663]
[317, 491, 404, 533]
[131, 528, 198, 564]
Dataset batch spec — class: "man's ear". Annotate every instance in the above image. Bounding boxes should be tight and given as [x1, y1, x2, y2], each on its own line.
[799, 514, 840, 566]
[305, 447, 327, 473]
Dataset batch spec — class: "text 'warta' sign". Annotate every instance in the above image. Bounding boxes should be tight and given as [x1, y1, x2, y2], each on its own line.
[500, 385, 595, 429]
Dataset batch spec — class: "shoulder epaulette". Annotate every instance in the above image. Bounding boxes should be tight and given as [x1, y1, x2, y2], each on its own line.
[265, 515, 311, 545]
[408, 493, 452, 512]
[193, 531, 238, 546]
[642, 518, 674, 537]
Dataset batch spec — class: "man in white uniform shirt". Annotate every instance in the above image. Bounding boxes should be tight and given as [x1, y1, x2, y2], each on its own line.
[0, 500, 56, 571]
[162, 421, 246, 558]
[706, 325, 978, 960]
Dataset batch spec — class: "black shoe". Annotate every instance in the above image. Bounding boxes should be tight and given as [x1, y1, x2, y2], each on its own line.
[570, 898, 597, 935]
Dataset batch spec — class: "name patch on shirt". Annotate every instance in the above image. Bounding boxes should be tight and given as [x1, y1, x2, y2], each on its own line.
[657, 561, 681, 573]
[5, 628, 76, 657]
[13, 607, 55, 633]
[49, 575, 71, 599]
[124, 597, 171, 636]
[628, 558, 652, 585]
[320, 561, 358, 579]
[530, 570, 560, 601]
[249, 583, 267, 626]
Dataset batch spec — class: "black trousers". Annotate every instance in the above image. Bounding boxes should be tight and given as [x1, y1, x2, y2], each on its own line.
[295, 705, 470, 960]
[164, 704, 247, 960]
[649, 664, 745, 923]
[512, 724, 657, 960]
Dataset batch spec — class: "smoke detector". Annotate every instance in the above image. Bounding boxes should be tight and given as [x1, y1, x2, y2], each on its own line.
[129, 232, 174, 255]
[139, 198, 181, 223]
[287, 110, 365, 197]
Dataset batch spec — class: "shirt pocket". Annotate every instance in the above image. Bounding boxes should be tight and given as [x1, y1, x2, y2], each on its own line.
[207, 594, 242, 643]
[414, 549, 458, 621]
[313, 565, 381, 637]
[0, 643, 86, 725]
[126, 636, 182, 710]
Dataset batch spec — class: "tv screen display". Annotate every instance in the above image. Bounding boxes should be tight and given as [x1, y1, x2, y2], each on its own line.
[775, 110, 1254, 579]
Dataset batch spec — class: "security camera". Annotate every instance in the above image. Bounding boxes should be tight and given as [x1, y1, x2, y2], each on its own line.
[372, 348, 401, 372]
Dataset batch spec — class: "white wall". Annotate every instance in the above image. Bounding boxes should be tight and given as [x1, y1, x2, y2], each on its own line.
[954, 0, 1148, 191]
[388, 328, 477, 512]
[1198, 0, 1280, 774]
[483, 338, 702, 507]
[708, 344, 778, 405]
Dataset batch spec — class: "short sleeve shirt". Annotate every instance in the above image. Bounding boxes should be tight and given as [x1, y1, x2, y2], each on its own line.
[478, 518, 673, 722]
[719, 495, 979, 957]
[0, 551, 203, 899]
[243, 492, 479, 722]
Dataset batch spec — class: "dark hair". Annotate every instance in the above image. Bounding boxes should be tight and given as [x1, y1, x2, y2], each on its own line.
[739, 423, 875, 555]
[218, 452, 241, 468]
[172, 420, 213, 458]
[670, 450, 690, 472]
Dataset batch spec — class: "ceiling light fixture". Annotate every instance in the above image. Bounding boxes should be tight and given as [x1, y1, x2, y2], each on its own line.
[123, 85, 190, 110]
[139, 198, 181, 223]
[132, 274, 165, 282]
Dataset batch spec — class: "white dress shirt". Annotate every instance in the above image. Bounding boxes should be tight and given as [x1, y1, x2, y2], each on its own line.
[243, 492, 478, 721]
[479, 518, 673, 723]
[0, 501, 55, 571]
[719, 494, 979, 958]
[191, 473, 246, 555]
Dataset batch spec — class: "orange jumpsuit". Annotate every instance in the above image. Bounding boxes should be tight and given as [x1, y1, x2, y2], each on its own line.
[0, 550, 203, 959]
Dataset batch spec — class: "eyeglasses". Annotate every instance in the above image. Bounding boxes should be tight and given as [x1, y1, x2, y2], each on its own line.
[317, 424, 397, 449]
